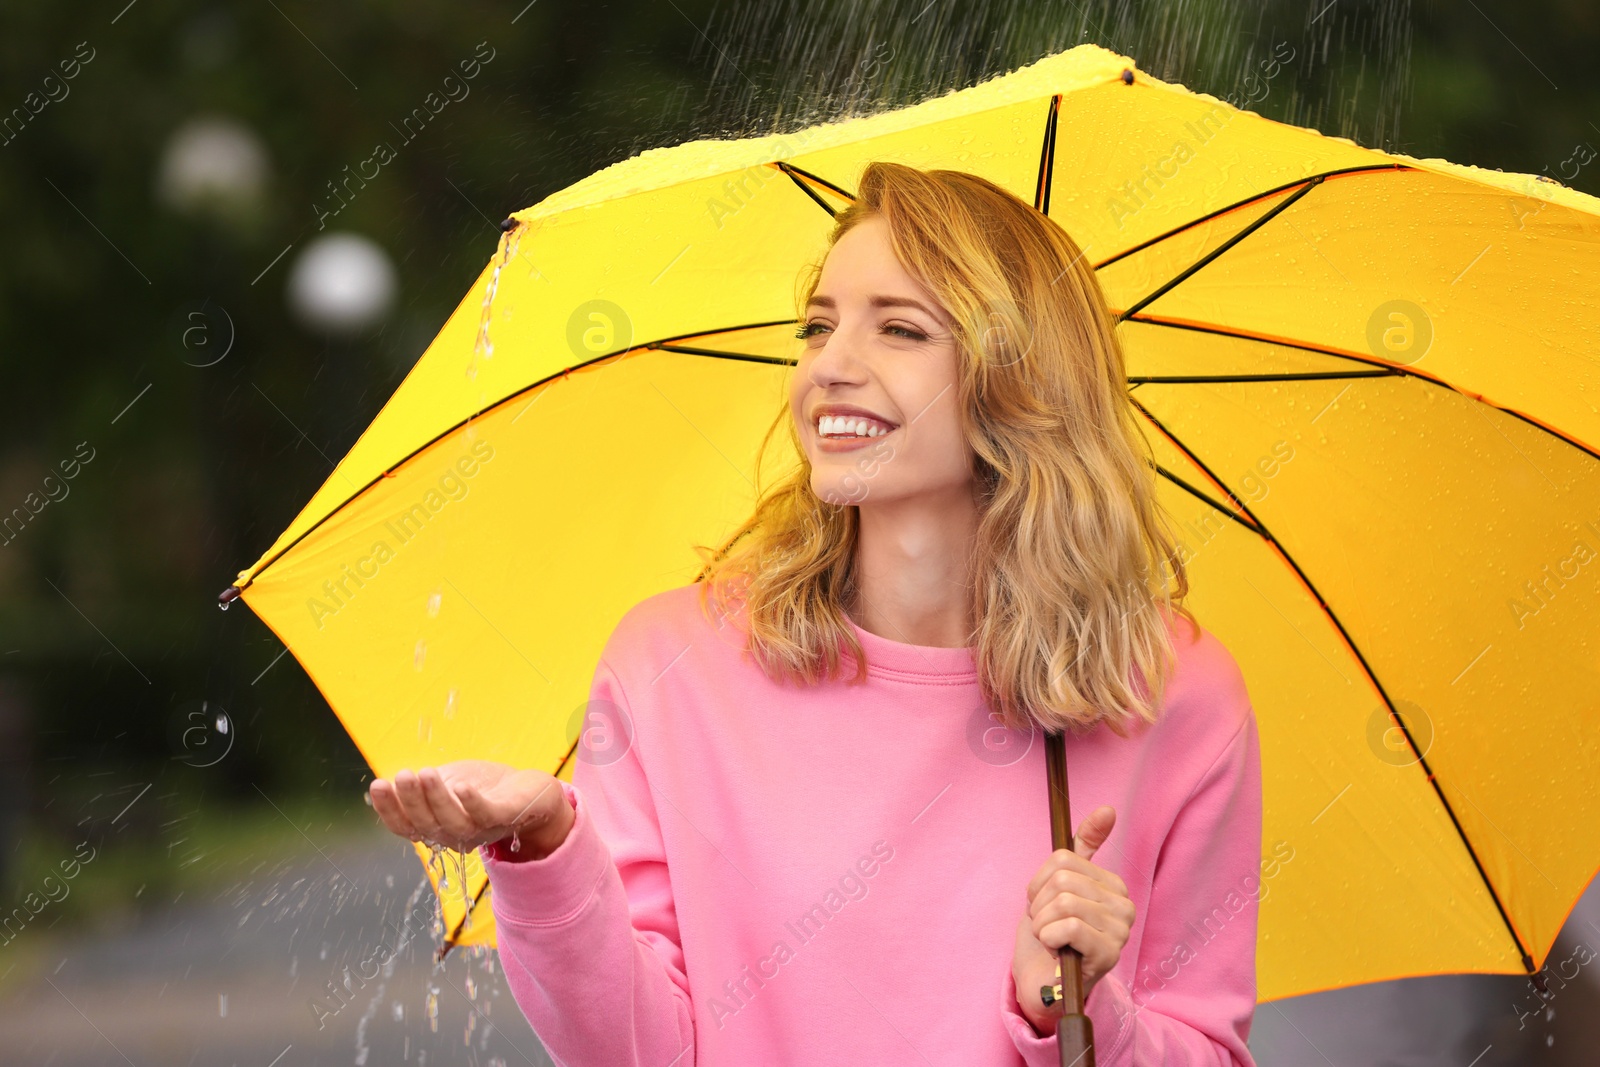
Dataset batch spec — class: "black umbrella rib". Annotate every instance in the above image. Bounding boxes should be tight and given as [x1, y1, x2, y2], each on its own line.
[1118, 176, 1327, 322]
[1131, 393, 1540, 978]
[1034, 94, 1061, 215]
[1094, 163, 1409, 272]
[775, 161, 856, 216]
[1125, 316, 1600, 468]
[1120, 316, 1398, 368]
[226, 320, 801, 593]
[1128, 370, 1396, 384]
[1150, 464, 1260, 532]
[651, 342, 796, 366]
[1129, 394, 1260, 529]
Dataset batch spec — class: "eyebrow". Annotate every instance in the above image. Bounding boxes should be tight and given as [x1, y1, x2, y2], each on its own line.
[805, 293, 945, 320]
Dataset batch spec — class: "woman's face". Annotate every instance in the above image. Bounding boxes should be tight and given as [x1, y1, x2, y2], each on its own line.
[791, 216, 973, 508]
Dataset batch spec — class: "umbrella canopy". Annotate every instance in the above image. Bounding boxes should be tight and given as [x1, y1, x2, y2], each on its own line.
[226, 43, 1600, 1002]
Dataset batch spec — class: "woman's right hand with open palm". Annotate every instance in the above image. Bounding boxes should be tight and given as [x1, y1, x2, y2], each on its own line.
[368, 761, 575, 860]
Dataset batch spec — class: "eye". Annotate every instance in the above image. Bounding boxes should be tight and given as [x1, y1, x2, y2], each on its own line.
[794, 320, 829, 339]
[883, 322, 928, 341]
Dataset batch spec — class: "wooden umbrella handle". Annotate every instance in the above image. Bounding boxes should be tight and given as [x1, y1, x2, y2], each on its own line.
[1045, 729, 1096, 1067]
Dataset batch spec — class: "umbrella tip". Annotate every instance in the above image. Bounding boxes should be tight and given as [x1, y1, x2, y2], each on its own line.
[499, 217, 518, 232]
[218, 585, 241, 610]
[1120, 68, 1134, 85]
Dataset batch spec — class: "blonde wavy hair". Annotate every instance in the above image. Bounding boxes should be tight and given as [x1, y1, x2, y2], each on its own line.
[699, 161, 1194, 735]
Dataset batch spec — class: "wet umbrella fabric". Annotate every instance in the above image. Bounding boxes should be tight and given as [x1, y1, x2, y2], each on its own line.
[225, 43, 1600, 1006]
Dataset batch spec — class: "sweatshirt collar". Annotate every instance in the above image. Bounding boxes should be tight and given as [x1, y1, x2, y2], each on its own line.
[845, 616, 979, 681]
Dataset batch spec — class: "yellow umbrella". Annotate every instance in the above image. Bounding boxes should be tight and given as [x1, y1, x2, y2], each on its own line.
[223, 42, 1600, 1002]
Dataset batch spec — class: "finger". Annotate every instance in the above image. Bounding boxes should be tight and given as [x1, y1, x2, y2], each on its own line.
[369, 779, 419, 839]
[393, 769, 444, 841]
[1031, 891, 1130, 946]
[1037, 913, 1115, 963]
[1073, 805, 1117, 860]
[1026, 847, 1105, 897]
[1027, 847, 1129, 901]
[419, 767, 478, 845]
[1028, 867, 1121, 920]
[452, 780, 506, 836]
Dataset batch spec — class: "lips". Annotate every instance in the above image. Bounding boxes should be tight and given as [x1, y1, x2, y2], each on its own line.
[812, 406, 898, 440]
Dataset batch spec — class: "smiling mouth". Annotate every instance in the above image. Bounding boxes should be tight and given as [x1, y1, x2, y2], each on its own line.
[816, 414, 896, 439]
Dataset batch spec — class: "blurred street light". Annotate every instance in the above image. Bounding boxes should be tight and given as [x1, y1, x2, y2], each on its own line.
[157, 115, 270, 225]
[286, 233, 398, 335]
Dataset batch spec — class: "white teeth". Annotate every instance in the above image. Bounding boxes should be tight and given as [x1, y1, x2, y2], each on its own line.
[816, 414, 893, 437]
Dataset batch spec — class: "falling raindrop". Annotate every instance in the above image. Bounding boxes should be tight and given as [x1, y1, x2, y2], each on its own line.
[510, 828, 521, 853]
[392, 1000, 405, 1022]
[427, 590, 442, 617]
[453, 846, 475, 932]
[219, 993, 228, 1017]
[444, 688, 458, 719]
[430, 844, 449, 891]
[414, 639, 427, 670]
[425, 983, 441, 1034]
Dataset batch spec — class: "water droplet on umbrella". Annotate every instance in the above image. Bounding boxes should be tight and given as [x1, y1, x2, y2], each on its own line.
[466, 223, 524, 379]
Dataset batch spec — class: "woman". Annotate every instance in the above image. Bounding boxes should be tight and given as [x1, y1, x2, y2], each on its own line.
[369, 161, 1262, 1066]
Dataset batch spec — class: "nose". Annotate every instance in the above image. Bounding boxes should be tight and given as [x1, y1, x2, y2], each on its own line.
[804, 318, 869, 390]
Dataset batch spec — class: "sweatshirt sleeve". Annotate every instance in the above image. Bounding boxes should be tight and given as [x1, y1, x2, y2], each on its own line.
[999, 709, 1263, 1066]
[479, 660, 695, 1067]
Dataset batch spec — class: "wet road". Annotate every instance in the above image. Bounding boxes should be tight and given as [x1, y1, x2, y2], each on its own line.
[0, 828, 548, 1067]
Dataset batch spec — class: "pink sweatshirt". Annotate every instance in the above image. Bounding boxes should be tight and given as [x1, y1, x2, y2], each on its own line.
[481, 584, 1261, 1066]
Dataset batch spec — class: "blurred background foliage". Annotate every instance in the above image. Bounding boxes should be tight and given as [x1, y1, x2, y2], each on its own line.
[0, 0, 1595, 925]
